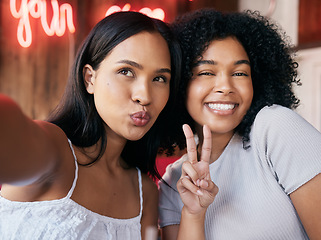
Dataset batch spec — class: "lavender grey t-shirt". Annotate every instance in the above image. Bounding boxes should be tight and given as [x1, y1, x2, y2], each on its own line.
[159, 105, 321, 239]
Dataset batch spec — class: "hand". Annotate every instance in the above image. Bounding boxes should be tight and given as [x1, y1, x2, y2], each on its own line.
[177, 124, 218, 215]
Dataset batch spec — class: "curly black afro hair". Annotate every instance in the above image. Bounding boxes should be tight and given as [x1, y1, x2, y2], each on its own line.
[169, 8, 300, 150]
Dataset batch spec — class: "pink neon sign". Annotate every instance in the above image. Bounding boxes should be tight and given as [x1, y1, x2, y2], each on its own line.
[105, 4, 165, 21]
[10, 1, 166, 48]
[10, 0, 75, 48]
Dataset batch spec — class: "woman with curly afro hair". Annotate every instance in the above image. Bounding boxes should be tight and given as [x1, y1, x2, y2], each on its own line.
[158, 8, 321, 240]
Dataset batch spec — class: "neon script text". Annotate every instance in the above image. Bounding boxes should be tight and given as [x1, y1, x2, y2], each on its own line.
[105, 4, 165, 21]
[10, 0, 75, 48]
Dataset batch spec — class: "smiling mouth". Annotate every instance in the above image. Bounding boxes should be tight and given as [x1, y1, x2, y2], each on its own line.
[207, 103, 237, 111]
[130, 111, 151, 127]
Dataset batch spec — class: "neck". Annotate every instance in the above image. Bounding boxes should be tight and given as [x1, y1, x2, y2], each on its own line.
[100, 127, 128, 170]
[77, 127, 128, 170]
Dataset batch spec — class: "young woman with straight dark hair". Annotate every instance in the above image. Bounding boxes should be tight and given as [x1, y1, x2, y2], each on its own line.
[0, 11, 181, 239]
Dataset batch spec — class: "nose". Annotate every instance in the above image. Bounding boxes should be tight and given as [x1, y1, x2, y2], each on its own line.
[132, 80, 151, 106]
[213, 73, 233, 95]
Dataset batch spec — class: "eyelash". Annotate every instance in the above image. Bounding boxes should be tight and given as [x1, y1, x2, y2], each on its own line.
[118, 68, 168, 83]
[153, 76, 167, 83]
[197, 72, 249, 77]
[233, 72, 248, 77]
[198, 72, 214, 76]
[118, 68, 134, 77]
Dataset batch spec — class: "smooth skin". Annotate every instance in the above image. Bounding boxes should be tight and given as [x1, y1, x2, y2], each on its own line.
[162, 37, 321, 240]
[0, 31, 172, 240]
[163, 36, 253, 240]
[290, 174, 321, 240]
[186, 36, 253, 161]
[176, 124, 218, 240]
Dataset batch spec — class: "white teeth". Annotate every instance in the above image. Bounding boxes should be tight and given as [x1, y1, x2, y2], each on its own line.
[208, 103, 235, 110]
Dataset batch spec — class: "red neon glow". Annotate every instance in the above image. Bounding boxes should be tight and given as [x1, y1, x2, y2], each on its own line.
[105, 4, 165, 21]
[105, 3, 131, 16]
[10, 0, 75, 48]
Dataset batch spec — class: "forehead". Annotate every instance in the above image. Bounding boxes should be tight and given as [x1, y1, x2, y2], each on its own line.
[202, 37, 249, 60]
[101, 31, 171, 68]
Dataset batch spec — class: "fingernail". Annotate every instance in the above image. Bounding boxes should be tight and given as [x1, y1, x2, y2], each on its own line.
[197, 190, 203, 196]
[203, 180, 208, 187]
[196, 179, 200, 186]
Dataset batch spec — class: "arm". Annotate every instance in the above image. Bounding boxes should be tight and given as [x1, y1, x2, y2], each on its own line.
[161, 209, 207, 240]
[256, 106, 321, 239]
[161, 225, 179, 240]
[0, 94, 60, 186]
[290, 173, 321, 240]
[173, 125, 218, 240]
[141, 174, 159, 240]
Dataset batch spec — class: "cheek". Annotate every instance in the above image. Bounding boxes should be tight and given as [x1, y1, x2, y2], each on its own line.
[154, 88, 170, 113]
[244, 83, 254, 106]
[187, 78, 212, 101]
[186, 88, 201, 118]
[186, 81, 205, 104]
[238, 81, 253, 107]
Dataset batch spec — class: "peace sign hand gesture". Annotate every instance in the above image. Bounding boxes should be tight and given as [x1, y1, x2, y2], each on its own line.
[177, 124, 218, 215]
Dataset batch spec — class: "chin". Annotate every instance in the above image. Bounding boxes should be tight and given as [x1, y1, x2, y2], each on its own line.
[127, 132, 148, 141]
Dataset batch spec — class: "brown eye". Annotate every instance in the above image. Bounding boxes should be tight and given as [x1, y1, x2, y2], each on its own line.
[233, 72, 248, 77]
[198, 72, 215, 76]
[153, 76, 167, 83]
[118, 68, 134, 77]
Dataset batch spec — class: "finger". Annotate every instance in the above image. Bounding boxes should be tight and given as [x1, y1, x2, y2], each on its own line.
[200, 125, 212, 164]
[198, 181, 219, 209]
[178, 176, 203, 196]
[199, 179, 219, 196]
[182, 124, 197, 164]
[182, 161, 200, 186]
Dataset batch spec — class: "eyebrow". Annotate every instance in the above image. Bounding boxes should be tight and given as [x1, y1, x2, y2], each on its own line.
[157, 68, 171, 74]
[117, 60, 171, 74]
[235, 59, 250, 65]
[193, 60, 216, 67]
[117, 60, 143, 69]
[193, 59, 251, 67]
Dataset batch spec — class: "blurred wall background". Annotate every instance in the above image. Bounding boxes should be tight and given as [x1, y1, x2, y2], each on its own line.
[0, 0, 320, 131]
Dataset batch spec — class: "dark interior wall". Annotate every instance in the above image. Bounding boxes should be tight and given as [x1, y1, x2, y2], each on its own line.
[0, 0, 237, 120]
[298, 0, 321, 48]
[178, 0, 237, 15]
[0, 0, 78, 120]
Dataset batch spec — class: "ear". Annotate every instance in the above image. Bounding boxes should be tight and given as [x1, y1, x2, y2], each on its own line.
[83, 64, 96, 94]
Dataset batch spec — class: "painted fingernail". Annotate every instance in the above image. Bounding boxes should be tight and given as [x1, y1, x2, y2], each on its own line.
[197, 190, 203, 196]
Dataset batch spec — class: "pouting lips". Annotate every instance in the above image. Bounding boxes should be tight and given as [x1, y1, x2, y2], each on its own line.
[130, 111, 151, 126]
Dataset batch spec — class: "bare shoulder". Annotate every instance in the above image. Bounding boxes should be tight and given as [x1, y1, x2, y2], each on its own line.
[141, 174, 158, 198]
[140, 173, 159, 238]
[141, 173, 158, 212]
[1, 120, 76, 201]
[0, 94, 76, 199]
[35, 120, 71, 154]
[32, 120, 77, 185]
